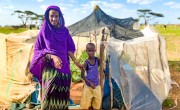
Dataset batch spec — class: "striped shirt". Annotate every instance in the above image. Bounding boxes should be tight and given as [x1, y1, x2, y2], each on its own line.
[85, 57, 99, 87]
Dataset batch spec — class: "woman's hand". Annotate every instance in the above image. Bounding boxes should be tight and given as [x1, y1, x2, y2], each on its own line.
[50, 54, 62, 69]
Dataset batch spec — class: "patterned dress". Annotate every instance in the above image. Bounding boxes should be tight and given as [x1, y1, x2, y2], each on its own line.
[41, 66, 71, 110]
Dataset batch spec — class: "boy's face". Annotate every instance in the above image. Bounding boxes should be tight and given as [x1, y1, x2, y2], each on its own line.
[49, 9, 59, 26]
[86, 45, 96, 58]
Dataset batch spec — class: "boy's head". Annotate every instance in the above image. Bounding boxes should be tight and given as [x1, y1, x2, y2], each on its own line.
[86, 43, 96, 57]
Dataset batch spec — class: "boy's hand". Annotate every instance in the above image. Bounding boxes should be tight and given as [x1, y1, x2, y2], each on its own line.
[89, 82, 95, 89]
[74, 60, 84, 70]
[81, 67, 85, 72]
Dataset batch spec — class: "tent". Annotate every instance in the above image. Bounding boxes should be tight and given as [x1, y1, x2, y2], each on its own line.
[103, 25, 172, 110]
[0, 30, 39, 107]
[68, 5, 172, 110]
[68, 5, 143, 40]
[68, 5, 143, 57]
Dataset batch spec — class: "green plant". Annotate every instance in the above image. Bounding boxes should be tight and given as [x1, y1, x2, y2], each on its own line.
[70, 60, 82, 83]
[163, 98, 173, 107]
[78, 50, 88, 64]
[70, 50, 88, 83]
[0, 27, 29, 34]
[168, 61, 180, 72]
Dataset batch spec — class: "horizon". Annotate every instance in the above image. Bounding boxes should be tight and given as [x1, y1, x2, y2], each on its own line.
[0, 0, 180, 27]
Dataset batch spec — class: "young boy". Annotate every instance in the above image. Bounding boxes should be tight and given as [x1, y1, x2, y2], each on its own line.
[80, 43, 102, 110]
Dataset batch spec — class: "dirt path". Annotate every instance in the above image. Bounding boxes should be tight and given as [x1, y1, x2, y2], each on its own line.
[163, 68, 180, 110]
[70, 82, 84, 104]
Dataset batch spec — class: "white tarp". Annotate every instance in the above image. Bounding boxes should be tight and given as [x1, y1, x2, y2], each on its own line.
[106, 26, 171, 110]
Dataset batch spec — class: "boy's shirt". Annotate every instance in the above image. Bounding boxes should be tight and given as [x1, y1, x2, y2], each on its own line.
[85, 57, 99, 87]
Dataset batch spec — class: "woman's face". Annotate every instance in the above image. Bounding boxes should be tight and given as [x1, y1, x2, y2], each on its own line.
[49, 9, 59, 26]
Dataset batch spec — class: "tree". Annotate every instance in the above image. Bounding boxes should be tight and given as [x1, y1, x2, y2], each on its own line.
[137, 9, 164, 25]
[12, 10, 37, 27]
[36, 14, 44, 25]
[24, 11, 37, 25]
[178, 17, 180, 20]
[30, 14, 44, 29]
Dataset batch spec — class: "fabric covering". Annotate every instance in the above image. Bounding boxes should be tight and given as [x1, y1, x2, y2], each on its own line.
[105, 26, 172, 110]
[0, 30, 39, 104]
[68, 5, 143, 40]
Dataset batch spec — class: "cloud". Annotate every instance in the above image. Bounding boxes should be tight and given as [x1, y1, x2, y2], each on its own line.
[70, 0, 78, 3]
[127, 0, 155, 5]
[3, 5, 13, 9]
[164, 2, 175, 6]
[58, 3, 75, 12]
[37, 0, 44, 2]
[102, 1, 124, 9]
[88, 1, 102, 8]
[59, 3, 74, 7]
[164, 2, 180, 9]
[0, 0, 11, 2]
[0, 9, 2, 14]
[59, 7, 67, 12]
[40, 5, 48, 11]
[72, 8, 81, 12]
[80, 1, 124, 13]
[0, 1, 14, 14]
[0, 4, 14, 15]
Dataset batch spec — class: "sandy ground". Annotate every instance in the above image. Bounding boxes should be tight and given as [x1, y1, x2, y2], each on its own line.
[162, 68, 180, 110]
[70, 82, 84, 104]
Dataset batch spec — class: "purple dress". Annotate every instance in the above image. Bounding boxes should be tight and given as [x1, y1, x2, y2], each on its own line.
[30, 5, 75, 110]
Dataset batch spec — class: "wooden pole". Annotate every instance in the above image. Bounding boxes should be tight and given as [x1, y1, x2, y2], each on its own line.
[108, 55, 113, 109]
[99, 28, 106, 110]
[76, 35, 80, 57]
[95, 30, 98, 56]
[99, 28, 105, 92]
[89, 31, 91, 43]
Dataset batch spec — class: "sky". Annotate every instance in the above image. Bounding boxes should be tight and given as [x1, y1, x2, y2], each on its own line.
[0, 0, 180, 26]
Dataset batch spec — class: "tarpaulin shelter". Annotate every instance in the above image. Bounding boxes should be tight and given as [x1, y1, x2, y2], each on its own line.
[0, 30, 39, 106]
[68, 5, 143, 40]
[103, 26, 172, 110]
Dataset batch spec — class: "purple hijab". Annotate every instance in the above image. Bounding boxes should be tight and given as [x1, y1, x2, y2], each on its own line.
[30, 5, 75, 84]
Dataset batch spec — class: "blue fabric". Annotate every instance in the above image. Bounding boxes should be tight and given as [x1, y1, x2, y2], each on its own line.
[103, 78, 110, 98]
[68, 98, 75, 106]
[102, 59, 124, 110]
[30, 77, 40, 105]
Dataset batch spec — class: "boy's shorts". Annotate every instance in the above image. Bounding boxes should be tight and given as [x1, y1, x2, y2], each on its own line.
[80, 84, 102, 109]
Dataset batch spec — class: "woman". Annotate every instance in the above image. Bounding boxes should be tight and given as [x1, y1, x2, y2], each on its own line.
[30, 5, 82, 110]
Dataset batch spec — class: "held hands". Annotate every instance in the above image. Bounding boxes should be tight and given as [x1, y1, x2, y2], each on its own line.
[73, 60, 84, 70]
[50, 54, 62, 69]
[89, 82, 95, 89]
